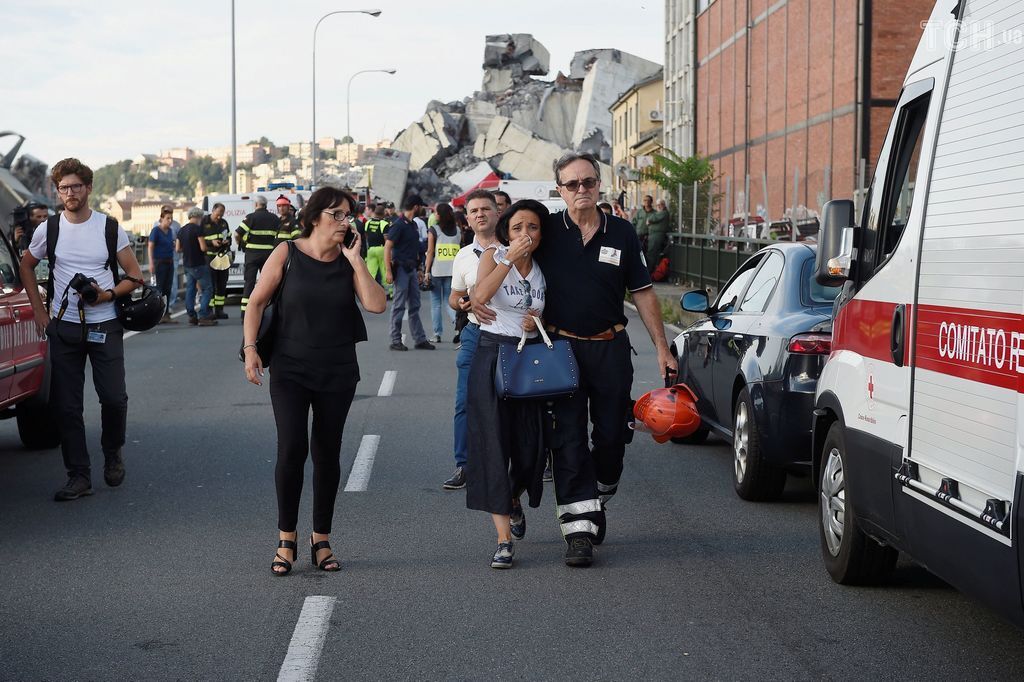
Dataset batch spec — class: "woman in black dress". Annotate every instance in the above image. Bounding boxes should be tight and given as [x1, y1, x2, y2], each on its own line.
[242, 187, 386, 575]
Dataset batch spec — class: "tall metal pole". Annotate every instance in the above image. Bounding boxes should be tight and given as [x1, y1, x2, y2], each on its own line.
[312, 9, 383, 189]
[230, 0, 237, 193]
[345, 69, 397, 145]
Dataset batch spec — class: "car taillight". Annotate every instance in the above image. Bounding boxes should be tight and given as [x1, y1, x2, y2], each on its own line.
[788, 333, 831, 354]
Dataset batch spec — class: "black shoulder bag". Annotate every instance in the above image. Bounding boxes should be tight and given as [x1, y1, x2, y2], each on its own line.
[239, 241, 294, 367]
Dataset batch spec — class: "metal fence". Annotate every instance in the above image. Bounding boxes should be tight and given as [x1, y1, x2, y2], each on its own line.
[665, 233, 780, 293]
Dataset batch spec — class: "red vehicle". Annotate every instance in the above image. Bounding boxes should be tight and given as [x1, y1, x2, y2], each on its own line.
[0, 228, 58, 449]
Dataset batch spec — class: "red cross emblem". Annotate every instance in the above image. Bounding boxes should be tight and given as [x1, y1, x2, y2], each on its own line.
[868, 375, 875, 399]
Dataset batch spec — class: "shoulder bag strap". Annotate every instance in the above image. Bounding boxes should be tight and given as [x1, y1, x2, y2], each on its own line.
[44, 215, 61, 313]
[105, 216, 121, 285]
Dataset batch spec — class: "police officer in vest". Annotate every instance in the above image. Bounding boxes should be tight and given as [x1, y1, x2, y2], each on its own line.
[275, 195, 301, 243]
[236, 195, 281, 313]
[363, 202, 391, 294]
[424, 202, 462, 343]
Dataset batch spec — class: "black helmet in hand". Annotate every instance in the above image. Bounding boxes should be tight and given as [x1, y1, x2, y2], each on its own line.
[115, 283, 165, 331]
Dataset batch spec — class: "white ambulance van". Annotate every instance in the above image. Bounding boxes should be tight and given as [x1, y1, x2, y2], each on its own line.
[202, 186, 310, 294]
[812, 0, 1024, 625]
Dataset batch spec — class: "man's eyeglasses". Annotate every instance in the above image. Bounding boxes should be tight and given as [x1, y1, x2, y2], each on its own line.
[322, 210, 354, 223]
[558, 177, 599, 193]
[56, 183, 86, 195]
[521, 279, 532, 309]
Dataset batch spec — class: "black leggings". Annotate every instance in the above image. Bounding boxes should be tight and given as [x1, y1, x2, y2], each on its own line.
[270, 374, 357, 534]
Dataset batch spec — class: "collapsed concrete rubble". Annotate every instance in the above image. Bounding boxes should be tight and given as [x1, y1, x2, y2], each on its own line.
[385, 34, 660, 202]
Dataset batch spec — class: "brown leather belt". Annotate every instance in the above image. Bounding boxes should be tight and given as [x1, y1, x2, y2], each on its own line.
[546, 324, 625, 341]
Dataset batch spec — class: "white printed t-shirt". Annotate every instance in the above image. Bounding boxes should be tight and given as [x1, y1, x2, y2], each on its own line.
[451, 239, 488, 325]
[29, 211, 131, 324]
[479, 248, 546, 339]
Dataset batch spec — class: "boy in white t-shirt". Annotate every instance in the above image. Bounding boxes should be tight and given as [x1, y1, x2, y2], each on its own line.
[20, 158, 145, 501]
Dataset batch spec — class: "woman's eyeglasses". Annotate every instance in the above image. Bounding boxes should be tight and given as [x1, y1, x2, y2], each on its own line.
[321, 210, 354, 223]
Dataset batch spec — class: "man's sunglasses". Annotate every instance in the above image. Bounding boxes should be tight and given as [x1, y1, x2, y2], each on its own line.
[558, 177, 599, 193]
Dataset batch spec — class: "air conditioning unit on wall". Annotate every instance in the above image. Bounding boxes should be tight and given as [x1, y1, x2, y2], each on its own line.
[649, 110, 663, 121]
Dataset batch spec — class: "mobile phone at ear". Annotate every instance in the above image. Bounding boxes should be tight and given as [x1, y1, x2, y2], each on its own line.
[343, 229, 357, 248]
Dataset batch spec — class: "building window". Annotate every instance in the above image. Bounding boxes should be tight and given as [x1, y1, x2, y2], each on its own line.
[698, 0, 716, 14]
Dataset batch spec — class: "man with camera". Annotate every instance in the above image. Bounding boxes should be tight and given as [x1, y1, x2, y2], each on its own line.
[9, 202, 49, 254]
[19, 158, 144, 501]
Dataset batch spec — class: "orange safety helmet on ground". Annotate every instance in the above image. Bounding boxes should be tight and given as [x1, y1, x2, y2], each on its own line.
[633, 383, 701, 443]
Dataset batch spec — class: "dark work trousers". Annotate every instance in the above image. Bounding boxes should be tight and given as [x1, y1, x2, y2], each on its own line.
[47, 318, 128, 482]
[210, 267, 229, 310]
[388, 265, 427, 346]
[241, 251, 270, 313]
[269, 373, 357, 534]
[154, 258, 174, 305]
[548, 331, 634, 541]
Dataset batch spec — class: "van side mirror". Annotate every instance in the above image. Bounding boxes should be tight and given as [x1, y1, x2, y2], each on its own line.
[680, 290, 710, 314]
[814, 199, 856, 286]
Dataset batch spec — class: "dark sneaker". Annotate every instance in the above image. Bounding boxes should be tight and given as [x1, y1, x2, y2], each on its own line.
[54, 476, 93, 501]
[216, 309, 229, 319]
[564, 537, 594, 567]
[389, 343, 408, 351]
[542, 462, 553, 482]
[442, 467, 466, 490]
[104, 449, 125, 487]
[491, 541, 514, 569]
[198, 317, 218, 327]
[188, 316, 198, 326]
[414, 341, 436, 350]
[452, 333, 460, 344]
[510, 501, 526, 540]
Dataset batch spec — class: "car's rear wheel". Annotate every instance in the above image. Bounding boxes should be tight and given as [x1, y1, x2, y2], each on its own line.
[733, 387, 786, 501]
[819, 422, 897, 584]
[17, 400, 60, 450]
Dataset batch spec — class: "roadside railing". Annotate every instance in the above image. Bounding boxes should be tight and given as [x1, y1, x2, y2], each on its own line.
[665, 232, 784, 293]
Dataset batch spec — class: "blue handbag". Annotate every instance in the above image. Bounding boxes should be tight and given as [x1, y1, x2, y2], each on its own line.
[495, 316, 579, 399]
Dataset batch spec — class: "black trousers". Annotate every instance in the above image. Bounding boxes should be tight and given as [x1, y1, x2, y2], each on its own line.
[548, 331, 634, 541]
[241, 251, 270, 311]
[210, 266, 229, 307]
[154, 258, 174, 305]
[47, 318, 128, 481]
[269, 373, 357, 534]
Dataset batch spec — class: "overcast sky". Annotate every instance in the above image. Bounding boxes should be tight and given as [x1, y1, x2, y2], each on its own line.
[3, 0, 664, 169]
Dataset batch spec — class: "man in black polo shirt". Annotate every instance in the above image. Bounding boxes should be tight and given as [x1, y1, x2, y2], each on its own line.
[384, 194, 435, 351]
[479, 151, 677, 567]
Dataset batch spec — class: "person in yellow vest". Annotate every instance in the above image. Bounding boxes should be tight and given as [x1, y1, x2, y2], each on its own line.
[275, 195, 301, 243]
[363, 202, 392, 297]
[236, 195, 281, 313]
[424, 202, 461, 343]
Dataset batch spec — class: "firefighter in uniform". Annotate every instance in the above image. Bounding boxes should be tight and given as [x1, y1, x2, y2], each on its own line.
[202, 202, 232, 319]
[275, 195, 301, 243]
[236, 195, 280, 313]
[477, 152, 677, 567]
[363, 202, 392, 296]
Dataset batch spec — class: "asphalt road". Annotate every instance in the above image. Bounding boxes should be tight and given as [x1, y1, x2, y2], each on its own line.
[2, 294, 1023, 681]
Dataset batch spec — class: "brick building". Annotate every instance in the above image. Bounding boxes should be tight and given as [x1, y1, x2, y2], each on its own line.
[692, 0, 934, 226]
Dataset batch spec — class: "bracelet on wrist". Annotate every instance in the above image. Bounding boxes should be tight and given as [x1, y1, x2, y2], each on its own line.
[242, 344, 257, 352]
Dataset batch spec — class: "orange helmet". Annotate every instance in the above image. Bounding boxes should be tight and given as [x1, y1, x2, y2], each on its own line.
[633, 383, 701, 443]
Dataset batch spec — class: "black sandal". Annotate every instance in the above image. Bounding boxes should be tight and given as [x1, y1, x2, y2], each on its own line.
[271, 539, 297, 576]
[310, 535, 341, 571]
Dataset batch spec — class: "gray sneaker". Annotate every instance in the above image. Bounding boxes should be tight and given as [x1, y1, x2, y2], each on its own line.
[54, 476, 93, 501]
[510, 500, 526, 539]
[491, 541, 514, 569]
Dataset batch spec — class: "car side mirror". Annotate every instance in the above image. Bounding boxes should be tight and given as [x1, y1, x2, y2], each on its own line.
[680, 290, 710, 314]
[814, 199, 856, 286]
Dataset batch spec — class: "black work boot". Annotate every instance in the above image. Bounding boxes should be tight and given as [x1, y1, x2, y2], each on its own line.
[564, 537, 594, 567]
[103, 449, 125, 487]
[54, 476, 93, 501]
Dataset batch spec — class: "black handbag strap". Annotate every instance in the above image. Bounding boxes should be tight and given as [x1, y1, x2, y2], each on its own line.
[272, 241, 295, 305]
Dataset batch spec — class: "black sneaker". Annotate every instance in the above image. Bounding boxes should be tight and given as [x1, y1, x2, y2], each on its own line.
[104, 449, 125, 487]
[414, 340, 436, 350]
[491, 541, 514, 569]
[442, 467, 466, 490]
[542, 462, 553, 483]
[389, 343, 408, 351]
[564, 537, 594, 567]
[54, 476, 93, 501]
[510, 500, 526, 540]
[187, 316, 198, 326]
[452, 333, 460, 344]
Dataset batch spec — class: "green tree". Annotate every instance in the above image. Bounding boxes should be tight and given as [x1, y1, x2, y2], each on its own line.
[642, 151, 721, 234]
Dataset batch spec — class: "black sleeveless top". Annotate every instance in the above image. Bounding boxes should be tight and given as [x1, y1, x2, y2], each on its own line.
[272, 244, 368, 391]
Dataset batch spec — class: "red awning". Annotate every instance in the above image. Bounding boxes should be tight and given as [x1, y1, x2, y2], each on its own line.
[451, 172, 501, 207]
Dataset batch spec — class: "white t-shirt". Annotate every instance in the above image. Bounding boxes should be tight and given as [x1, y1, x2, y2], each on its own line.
[29, 211, 131, 324]
[479, 249, 546, 339]
[451, 239, 487, 325]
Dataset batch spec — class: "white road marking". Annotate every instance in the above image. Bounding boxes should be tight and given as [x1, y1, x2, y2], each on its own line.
[277, 596, 336, 682]
[123, 308, 187, 340]
[377, 370, 397, 397]
[344, 435, 380, 492]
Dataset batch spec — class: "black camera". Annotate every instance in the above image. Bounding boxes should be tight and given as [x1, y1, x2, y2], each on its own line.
[69, 272, 100, 304]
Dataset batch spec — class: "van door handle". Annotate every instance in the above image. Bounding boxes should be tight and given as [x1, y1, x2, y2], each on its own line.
[890, 304, 906, 367]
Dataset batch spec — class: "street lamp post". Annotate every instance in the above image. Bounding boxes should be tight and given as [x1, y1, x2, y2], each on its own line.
[312, 9, 382, 189]
[230, 0, 237, 192]
[342, 69, 397, 146]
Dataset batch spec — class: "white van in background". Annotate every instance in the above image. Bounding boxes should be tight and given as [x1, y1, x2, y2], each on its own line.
[812, 0, 1024, 625]
[496, 180, 567, 213]
[202, 185, 310, 294]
